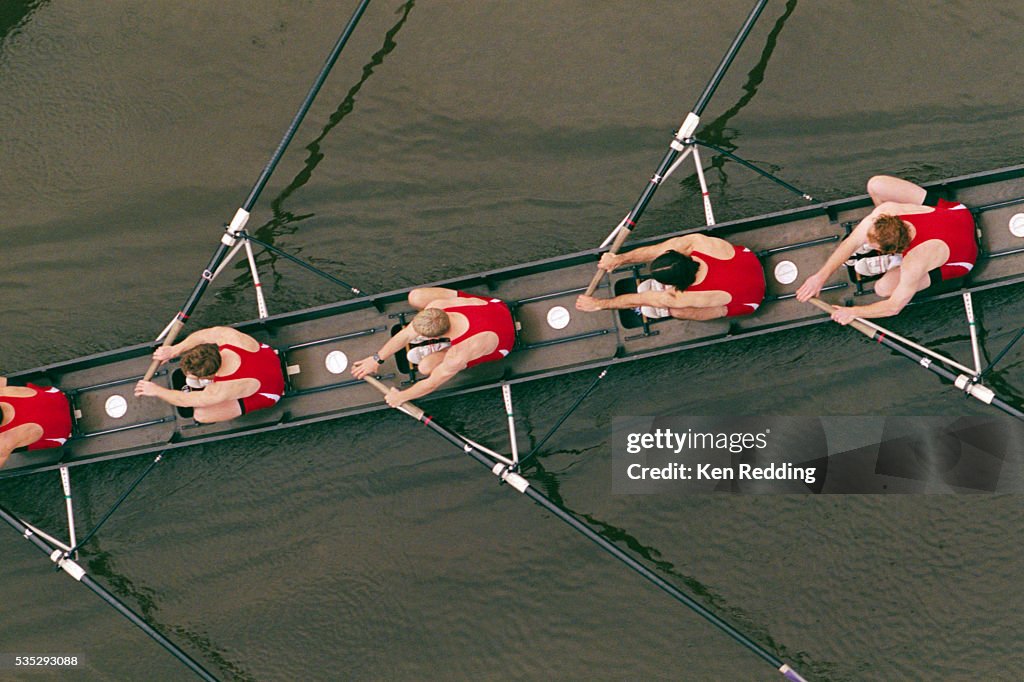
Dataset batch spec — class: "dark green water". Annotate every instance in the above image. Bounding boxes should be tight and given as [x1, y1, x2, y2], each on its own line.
[2, 1, 1023, 680]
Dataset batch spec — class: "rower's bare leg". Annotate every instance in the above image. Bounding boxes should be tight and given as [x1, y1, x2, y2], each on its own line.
[416, 349, 448, 375]
[194, 400, 243, 424]
[668, 306, 728, 321]
[408, 287, 459, 310]
[873, 267, 930, 298]
[867, 175, 927, 206]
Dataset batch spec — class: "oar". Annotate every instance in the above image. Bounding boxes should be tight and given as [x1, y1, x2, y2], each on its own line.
[361, 376, 808, 681]
[807, 298, 1024, 420]
[144, 0, 373, 380]
[0, 504, 218, 681]
[584, 0, 769, 296]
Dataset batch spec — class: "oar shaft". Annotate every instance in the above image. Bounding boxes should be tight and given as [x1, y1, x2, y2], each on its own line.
[0, 505, 218, 682]
[585, 0, 769, 296]
[144, 318, 185, 381]
[361, 378, 804, 679]
[585, 221, 631, 295]
[243, 0, 372, 211]
[808, 298, 1024, 420]
[154, 0, 374, 355]
[692, 0, 770, 116]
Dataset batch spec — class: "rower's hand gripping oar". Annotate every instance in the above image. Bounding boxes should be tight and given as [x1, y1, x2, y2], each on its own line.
[143, 0, 373, 381]
[583, 0, 769, 297]
[362, 375, 425, 421]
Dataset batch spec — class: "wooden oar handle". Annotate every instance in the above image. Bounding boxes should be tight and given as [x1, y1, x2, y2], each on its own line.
[362, 375, 425, 421]
[583, 226, 632, 296]
[142, 319, 185, 381]
[807, 297, 875, 337]
[583, 269, 605, 297]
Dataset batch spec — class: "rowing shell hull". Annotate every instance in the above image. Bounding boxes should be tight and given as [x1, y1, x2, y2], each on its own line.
[4, 164, 1024, 479]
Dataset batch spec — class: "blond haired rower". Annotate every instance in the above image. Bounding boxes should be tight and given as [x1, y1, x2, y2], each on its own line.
[351, 287, 516, 407]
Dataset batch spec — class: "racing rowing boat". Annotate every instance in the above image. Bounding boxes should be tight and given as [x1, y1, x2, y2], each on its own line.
[4, 162, 1024, 480]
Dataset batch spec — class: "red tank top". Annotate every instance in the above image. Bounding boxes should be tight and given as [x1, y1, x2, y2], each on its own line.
[0, 383, 72, 450]
[211, 343, 285, 413]
[448, 293, 517, 368]
[687, 245, 766, 317]
[901, 199, 977, 281]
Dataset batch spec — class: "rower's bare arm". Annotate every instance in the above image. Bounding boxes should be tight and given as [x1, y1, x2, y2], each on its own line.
[610, 235, 695, 269]
[159, 326, 247, 360]
[797, 212, 879, 302]
[0, 423, 44, 465]
[351, 324, 418, 378]
[395, 350, 467, 401]
[840, 264, 922, 321]
[134, 378, 255, 406]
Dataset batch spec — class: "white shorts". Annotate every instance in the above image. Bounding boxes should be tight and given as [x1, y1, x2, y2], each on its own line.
[637, 279, 670, 319]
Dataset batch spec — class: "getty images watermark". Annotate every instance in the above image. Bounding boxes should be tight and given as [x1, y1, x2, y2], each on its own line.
[612, 416, 1023, 494]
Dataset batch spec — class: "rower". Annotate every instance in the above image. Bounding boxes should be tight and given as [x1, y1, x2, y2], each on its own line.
[796, 175, 977, 325]
[0, 376, 72, 468]
[134, 326, 285, 423]
[351, 287, 516, 407]
[575, 234, 766, 320]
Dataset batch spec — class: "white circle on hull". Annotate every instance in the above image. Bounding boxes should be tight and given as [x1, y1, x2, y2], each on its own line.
[1009, 213, 1024, 237]
[547, 306, 571, 330]
[325, 350, 349, 374]
[774, 260, 798, 284]
[104, 395, 128, 419]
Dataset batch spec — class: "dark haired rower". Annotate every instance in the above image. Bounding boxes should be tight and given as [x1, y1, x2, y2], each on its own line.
[576, 234, 766, 320]
[135, 326, 285, 423]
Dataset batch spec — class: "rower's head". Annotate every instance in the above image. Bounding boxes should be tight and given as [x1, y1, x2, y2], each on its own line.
[412, 308, 451, 339]
[869, 215, 912, 254]
[650, 250, 700, 290]
[180, 343, 222, 379]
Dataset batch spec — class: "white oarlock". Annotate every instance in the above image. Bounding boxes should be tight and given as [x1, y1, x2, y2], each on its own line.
[491, 463, 530, 493]
[955, 375, 996, 404]
[49, 549, 86, 581]
[674, 111, 701, 142]
[223, 207, 250, 243]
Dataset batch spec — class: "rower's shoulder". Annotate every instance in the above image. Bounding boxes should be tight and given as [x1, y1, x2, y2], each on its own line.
[0, 386, 37, 398]
[687, 233, 735, 256]
[210, 326, 261, 351]
[876, 201, 931, 215]
[433, 296, 487, 309]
